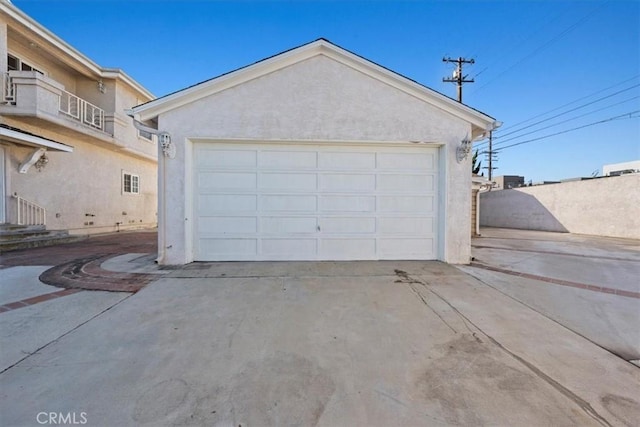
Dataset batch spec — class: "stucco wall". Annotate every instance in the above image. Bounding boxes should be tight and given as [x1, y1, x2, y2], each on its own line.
[2, 118, 157, 235]
[157, 55, 474, 264]
[479, 174, 640, 239]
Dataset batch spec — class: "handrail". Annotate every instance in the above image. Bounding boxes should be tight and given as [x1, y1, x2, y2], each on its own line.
[59, 89, 105, 131]
[1, 72, 16, 103]
[15, 195, 46, 226]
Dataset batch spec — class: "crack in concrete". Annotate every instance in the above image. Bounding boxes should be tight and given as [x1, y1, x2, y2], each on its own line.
[461, 267, 640, 362]
[394, 270, 457, 334]
[397, 270, 613, 427]
[486, 335, 613, 427]
[396, 270, 479, 338]
[0, 293, 133, 375]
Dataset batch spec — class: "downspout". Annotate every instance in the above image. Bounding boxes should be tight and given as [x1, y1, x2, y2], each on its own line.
[125, 110, 170, 264]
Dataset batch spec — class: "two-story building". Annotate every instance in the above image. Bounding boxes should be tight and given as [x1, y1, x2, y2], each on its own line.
[0, 0, 156, 239]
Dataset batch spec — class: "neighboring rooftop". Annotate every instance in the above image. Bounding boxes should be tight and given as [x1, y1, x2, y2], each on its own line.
[603, 160, 640, 176]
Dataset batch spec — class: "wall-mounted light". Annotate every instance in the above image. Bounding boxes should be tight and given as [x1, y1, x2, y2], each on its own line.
[97, 79, 106, 94]
[456, 138, 472, 163]
[34, 153, 48, 171]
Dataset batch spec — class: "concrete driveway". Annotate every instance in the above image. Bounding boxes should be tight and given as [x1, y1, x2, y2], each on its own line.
[466, 227, 640, 363]
[1, 251, 639, 426]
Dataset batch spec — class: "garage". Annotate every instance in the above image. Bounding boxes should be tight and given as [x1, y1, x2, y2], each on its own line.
[193, 142, 438, 261]
[128, 39, 497, 265]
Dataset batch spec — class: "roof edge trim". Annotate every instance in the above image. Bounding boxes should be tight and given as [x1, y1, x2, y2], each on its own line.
[131, 39, 495, 130]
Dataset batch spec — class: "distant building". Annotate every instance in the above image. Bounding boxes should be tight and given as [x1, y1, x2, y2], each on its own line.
[532, 181, 560, 186]
[603, 160, 640, 176]
[493, 175, 525, 189]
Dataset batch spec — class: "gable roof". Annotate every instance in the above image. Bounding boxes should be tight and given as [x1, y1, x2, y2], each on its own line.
[129, 38, 498, 137]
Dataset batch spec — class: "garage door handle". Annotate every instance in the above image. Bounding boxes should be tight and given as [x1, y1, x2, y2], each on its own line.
[317, 225, 321, 231]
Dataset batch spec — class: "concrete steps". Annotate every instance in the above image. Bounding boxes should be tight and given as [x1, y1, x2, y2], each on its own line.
[0, 224, 86, 252]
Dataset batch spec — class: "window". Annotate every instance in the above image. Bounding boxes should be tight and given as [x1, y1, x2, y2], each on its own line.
[7, 54, 18, 71]
[7, 54, 44, 75]
[122, 172, 140, 194]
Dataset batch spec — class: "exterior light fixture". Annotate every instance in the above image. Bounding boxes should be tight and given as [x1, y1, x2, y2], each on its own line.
[97, 79, 106, 94]
[456, 138, 472, 163]
[34, 153, 48, 171]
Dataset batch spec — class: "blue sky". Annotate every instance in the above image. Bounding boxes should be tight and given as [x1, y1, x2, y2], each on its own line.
[12, 0, 640, 182]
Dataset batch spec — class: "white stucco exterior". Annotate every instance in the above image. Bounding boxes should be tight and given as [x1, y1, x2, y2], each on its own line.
[0, 1, 157, 234]
[131, 40, 497, 265]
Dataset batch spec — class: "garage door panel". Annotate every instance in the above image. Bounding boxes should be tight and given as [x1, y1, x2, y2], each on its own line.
[379, 196, 433, 213]
[262, 239, 316, 255]
[262, 195, 317, 211]
[262, 217, 317, 233]
[377, 152, 434, 170]
[377, 174, 434, 192]
[378, 217, 434, 235]
[320, 239, 376, 259]
[319, 152, 375, 169]
[199, 216, 257, 233]
[199, 194, 257, 213]
[196, 149, 257, 168]
[320, 174, 375, 192]
[379, 238, 435, 258]
[198, 172, 256, 190]
[200, 238, 257, 256]
[260, 151, 317, 169]
[260, 173, 317, 190]
[320, 195, 376, 212]
[321, 217, 376, 233]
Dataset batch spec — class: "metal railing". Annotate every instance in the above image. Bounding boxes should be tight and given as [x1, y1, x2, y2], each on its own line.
[59, 90, 105, 131]
[15, 196, 46, 226]
[1, 72, 16, 103]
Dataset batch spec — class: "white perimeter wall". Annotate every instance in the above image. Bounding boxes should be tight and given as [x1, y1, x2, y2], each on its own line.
[480, 174, 640, 239]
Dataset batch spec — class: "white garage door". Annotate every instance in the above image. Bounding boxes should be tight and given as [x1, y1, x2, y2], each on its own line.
[193, 142, 438, 261]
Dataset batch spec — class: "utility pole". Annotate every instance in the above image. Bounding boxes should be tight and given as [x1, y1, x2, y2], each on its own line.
[442, 56, 475, 103]
[483, 131, 498, 180]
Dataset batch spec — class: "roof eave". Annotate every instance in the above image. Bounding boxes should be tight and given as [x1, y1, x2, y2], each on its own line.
[0, 126, 74, 152]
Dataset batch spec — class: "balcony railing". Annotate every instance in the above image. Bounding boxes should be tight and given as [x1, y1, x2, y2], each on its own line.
[1, 71, 105, 132]
[59, 89, 105, 130]
[1, 72, 16, 103]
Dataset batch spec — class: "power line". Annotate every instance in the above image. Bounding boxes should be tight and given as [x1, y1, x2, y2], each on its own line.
[468, 4, 574, 81]
[493, 74, 639, 134]
[492, 111, 640, 152]
[475, 79, 640, 149]
[470, 2, 608, 96]
[490, 95, 640, 147]
[493, 83, 640, 140]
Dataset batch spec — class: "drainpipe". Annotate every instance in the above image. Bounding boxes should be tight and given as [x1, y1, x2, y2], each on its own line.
[125, 110, 170, 264]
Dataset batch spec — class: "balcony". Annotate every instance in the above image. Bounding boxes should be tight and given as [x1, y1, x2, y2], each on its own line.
[1, 71, 107, 134]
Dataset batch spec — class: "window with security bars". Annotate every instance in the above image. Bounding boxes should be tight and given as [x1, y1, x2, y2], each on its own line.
[122, 172, 140, 194]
